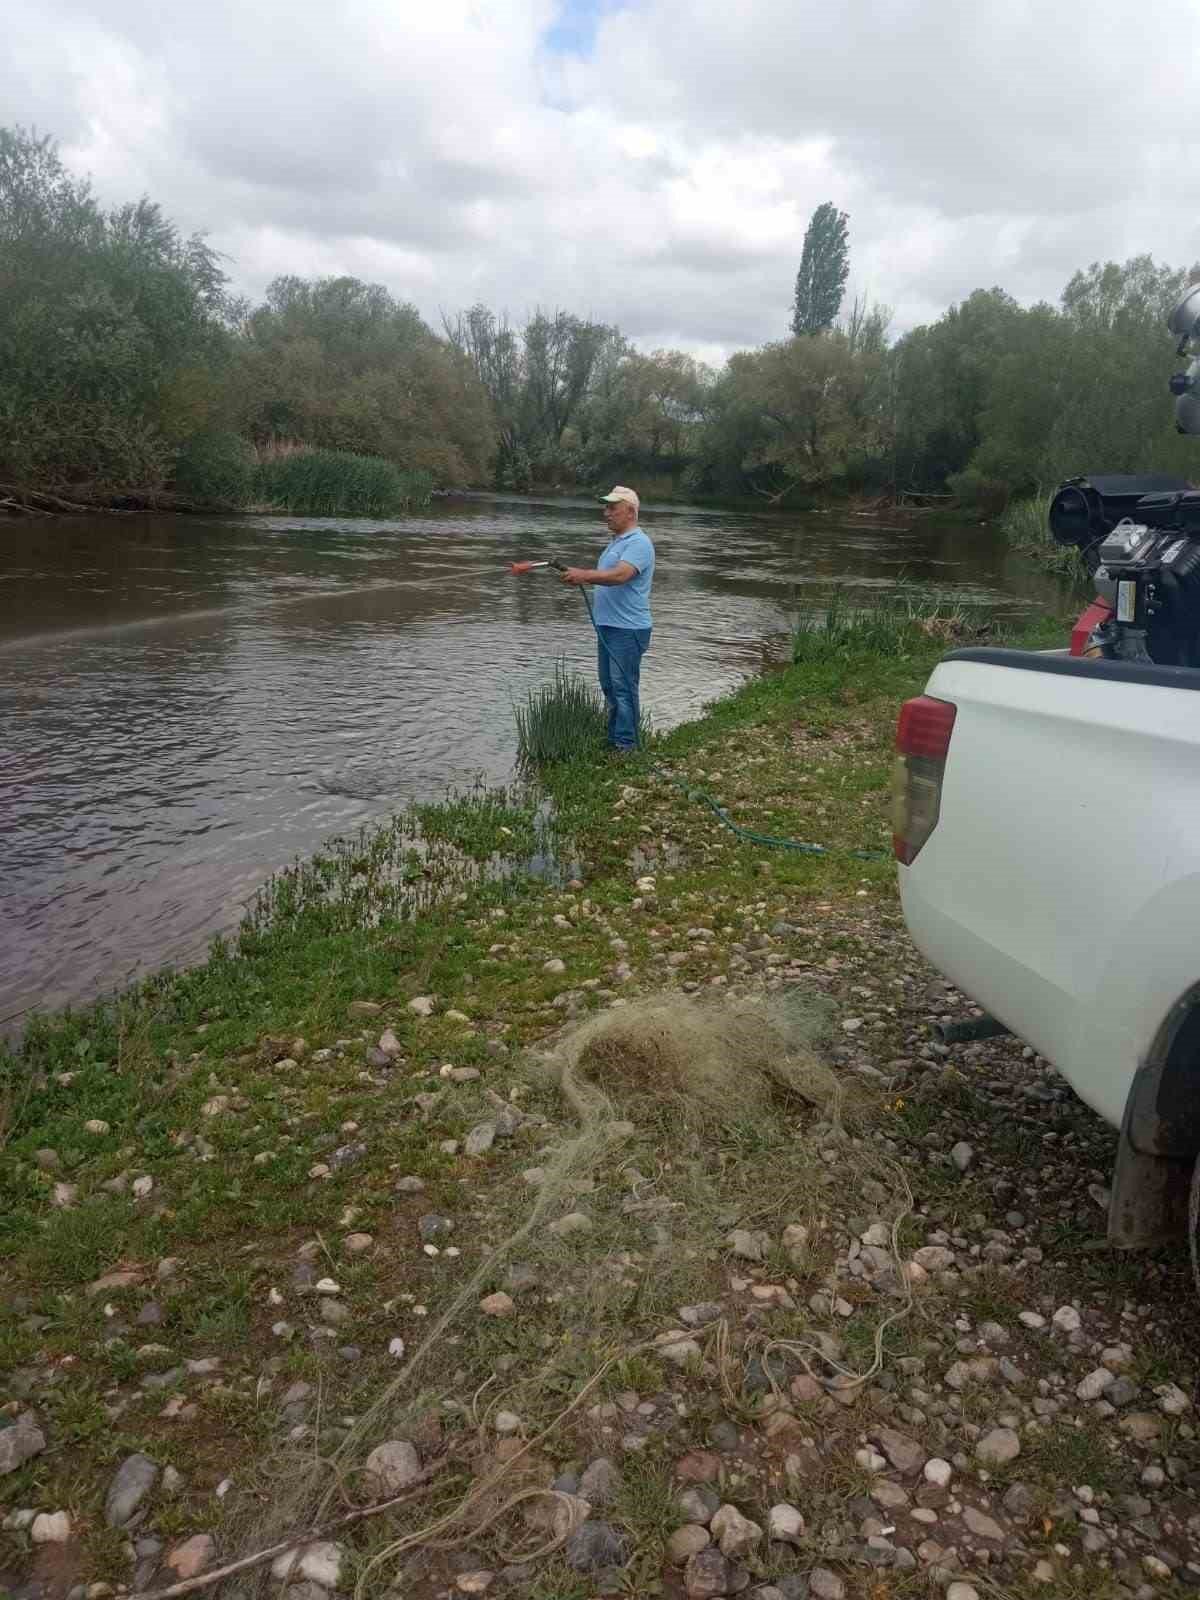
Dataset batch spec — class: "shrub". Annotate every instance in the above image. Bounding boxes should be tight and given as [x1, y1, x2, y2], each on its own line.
[515, 661, 609, 768]
[173, 430, 256, 505]
[252, 449, 432, 516]
[947, 468, 1011, 518]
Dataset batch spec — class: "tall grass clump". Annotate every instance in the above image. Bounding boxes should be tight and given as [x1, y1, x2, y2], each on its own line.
[792, 585, 976, 662]
[515, 660, 609, 768]
[253, 447, 433, 516]
[999, 491, 1081, 576]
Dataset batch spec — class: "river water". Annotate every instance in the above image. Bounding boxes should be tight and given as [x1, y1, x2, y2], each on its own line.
[1, 493, 1071, 1021]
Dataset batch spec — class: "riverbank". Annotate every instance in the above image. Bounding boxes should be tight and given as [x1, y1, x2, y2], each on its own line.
[4, 611, 1198, 1600]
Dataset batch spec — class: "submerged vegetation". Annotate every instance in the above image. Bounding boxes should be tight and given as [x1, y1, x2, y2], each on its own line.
[2, 123, 1195, 518]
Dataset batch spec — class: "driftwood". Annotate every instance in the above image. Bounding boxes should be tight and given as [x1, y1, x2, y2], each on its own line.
[0, 483, 209, 518]
[128, 1463, 446, 1600]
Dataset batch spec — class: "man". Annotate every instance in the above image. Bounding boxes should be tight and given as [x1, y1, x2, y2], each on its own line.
[560, 486, 654, 752]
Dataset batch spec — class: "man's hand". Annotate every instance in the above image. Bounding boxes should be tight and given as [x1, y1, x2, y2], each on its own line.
[560, 566, 591, 586]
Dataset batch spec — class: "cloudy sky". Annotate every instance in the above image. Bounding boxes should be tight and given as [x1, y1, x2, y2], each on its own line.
[6, 0, 1200, 360]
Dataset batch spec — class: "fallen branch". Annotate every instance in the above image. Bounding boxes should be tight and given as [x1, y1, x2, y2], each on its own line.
[127, 1464, 447, 1600]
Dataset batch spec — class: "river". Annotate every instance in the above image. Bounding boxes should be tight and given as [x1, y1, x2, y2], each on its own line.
[0, 493, 1072, 1022]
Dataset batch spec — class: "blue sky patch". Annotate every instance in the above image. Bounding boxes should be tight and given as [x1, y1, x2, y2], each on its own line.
[543, 0, 622, 56]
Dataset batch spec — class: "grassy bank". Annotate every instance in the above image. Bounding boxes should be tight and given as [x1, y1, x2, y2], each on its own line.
[999, 493, 1083, 578]
[4, 605, 1198, 1600]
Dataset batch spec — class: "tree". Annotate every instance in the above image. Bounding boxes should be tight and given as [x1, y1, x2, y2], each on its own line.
[0, 125, 234, 492]
[791, 202, 849, 337]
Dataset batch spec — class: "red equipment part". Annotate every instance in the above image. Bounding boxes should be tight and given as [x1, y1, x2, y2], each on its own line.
[1070, 597, 1113, 657]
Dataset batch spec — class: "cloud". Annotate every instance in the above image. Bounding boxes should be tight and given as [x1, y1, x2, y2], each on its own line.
[4, 0, 1200, 361]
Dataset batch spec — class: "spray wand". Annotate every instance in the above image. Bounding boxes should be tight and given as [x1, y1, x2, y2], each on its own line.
[509, 559, 567, 575]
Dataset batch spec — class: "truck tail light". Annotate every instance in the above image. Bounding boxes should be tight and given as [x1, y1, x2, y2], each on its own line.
[892, 695, 957, 864]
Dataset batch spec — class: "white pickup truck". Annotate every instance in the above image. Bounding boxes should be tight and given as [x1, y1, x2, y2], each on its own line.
[893, 646, 1200, 1268]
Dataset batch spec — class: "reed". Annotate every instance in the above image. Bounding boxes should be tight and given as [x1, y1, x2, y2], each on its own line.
[792, 585, 975, 662]
[253, 448, 434, 516]
[999, 491, 1081, 576]
[515, 661, 610, 768]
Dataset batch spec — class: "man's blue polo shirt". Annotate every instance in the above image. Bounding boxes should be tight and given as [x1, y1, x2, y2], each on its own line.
[593, 527, 654, 629]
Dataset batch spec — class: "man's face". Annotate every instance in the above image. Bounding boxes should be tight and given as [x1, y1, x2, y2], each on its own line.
[603, 500, 637, 535]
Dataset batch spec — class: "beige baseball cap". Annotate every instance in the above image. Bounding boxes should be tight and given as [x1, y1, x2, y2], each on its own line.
[600, 485, 640, 517]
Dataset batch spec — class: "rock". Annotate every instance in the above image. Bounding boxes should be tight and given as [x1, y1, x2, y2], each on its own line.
[548, 1212, 592, 1236]
[873, 1426, 925, 1475]
[466, 1123, 497, 1157]
[564, 1520, 629, 1572]
[680, 1302, 725, 1327]
[162, 1466, 185, 1497]
[200, 1096, 230, 1117]
[669, 1525, 712, 1564]
[809, 1570, 847, 1600]
[781, 1223, 810, 1262]
[1077, 1368, 1114, 1401]
[1001, 1482, 1034, 1519]
[348, 1001, 382, 1018]
[543, 958, 566, 974]
[165, 1535, 215, 1579]
[676, 1450, 722, 1483]
[88, 1268, 142, 1297]
[946, 1586, 981, 1600]
[456, 1573, 495, 1594]
[1019, 1311, 1046, 1329]
[711, 1504, 762, 1557]
[976, 1428, 1021, 1467]
[0, 1419, 46, 1476]
[912, 1246, 956, 1271]
[1143, 1555, 1173, 1580]
[35, 1148, 61, 1170]
[480, 1293, 515, 1318]
[579, 1458, 621, 1507]
[364, 1440, 422, 1493]
[494, 1411, 521, 1435]
[678, 1487, 721, 1524]
[407, 996, 435, 1016]
[727, 1229, 770, 1262]
[343, 1232, 373, 1255]
[1119, 1411, 1162, 1442]
[684, 1549, 738, 1597]
[924, 1458, 952, 1487]
[396, 1175, 426, 1193]
[418, 1214, 454, 1242]
[31, 1511, 72, 1543]
[51, 1181, 78, 1208]
[1155, 1382, 1191, 1416]
[767, 1503, 804, 1543]
[962, 1506, 1006, 1541]
[1051, 1305, 1082, 1334]
[105, 1453, 159, 1526]
[658, 1332, 702, 1368]
[270, 1541, 344, 1587]
[377, 1028, 402, 1055]
[950, 1141, 975, 1172]
[85, 1118, 111, 1134]
[1107, 1375, 1139, 1407]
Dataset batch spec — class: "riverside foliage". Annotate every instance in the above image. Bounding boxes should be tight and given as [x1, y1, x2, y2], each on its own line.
[4, 124, 1199, 512]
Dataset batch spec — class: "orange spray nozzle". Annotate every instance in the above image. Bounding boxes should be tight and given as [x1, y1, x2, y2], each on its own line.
[510, 561, 540, 574]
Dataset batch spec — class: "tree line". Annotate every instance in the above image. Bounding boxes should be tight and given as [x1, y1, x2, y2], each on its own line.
[3, 124, 1198, 515]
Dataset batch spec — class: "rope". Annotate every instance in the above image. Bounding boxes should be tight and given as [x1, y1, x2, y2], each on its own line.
[573, 580, 888, 863]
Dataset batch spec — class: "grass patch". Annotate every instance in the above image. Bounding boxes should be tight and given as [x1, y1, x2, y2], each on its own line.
[1000, 492, 1083, 577]
[792, 584, 981, 663]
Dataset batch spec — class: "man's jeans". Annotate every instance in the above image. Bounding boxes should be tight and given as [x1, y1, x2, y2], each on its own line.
[596, 625, 651, 749]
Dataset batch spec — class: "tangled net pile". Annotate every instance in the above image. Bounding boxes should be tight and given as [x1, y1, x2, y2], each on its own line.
[147, 992, 914, 1600]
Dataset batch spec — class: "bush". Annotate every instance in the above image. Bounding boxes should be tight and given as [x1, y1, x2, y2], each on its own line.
[173, 430, 255, 505]
[252, 449, 433, 516]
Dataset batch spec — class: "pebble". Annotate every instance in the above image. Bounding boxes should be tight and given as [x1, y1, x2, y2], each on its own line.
[809, 1570, 846, 1600]
[678, 1487, 721, 1524]
[767, 1503, 804, 1543]
[950, 1141, 974, 1171]
[348, 1000, 381, 1017]
[710, 1503, 762, 1557]
[378, 1028, 402, 1055]
[364, 1440, 422, 1493]
[946, 1586, 981, 1600]
[480, 1293, 515, 1317]
[727, 1228, 770, 1262]
[579, 1458, 621, 1507]
[407, 996, 435, 1016]
[873, 1425, 926, 1475]
[548, 1211, 592, 1236]
[105, 1453, 159, 1527]
[494, 1411, 521, 1435]
[466, 1123, 497, 1156]
[456, 1573, 495, 1595]
[668, 1525, 711, 1564]
[924, 1457, 952, 1487]
[84, 1119, 111, 1134]
[1051, 1305, 1082, 1333]
[683, 1549, 740, 1597]
[343, 1233, 373, 1255]
[1077, 1368, 1114, 1401]
[0, 1419, 46, 1476]
[31, 1512, 72, 1543]
[270, 1541, 344, 1587]
[975, 1427, 1021, 1467]
[564, 1519, 629, 1571]
[164, 1535, 216, 1579]
[396, 1175, 426, 1193]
